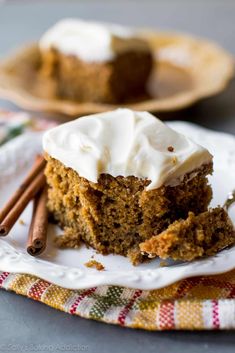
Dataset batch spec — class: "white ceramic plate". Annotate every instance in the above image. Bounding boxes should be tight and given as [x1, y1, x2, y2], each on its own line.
[0, 122, 235, 290]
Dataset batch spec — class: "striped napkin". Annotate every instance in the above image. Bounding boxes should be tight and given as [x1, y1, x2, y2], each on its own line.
[1, 270, 235, 330]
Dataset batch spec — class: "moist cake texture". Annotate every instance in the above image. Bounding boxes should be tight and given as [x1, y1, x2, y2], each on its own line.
[43, 109, 217, 264]
[140, 207, 235, 261]
[44, 154, 212, 264]
[39, 19, 153, 103]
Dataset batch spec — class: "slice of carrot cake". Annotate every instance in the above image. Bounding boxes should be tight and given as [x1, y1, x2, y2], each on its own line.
[43, 108, 214, 264]
[39, 19, 153, 103]
[140, 207, 235, 261]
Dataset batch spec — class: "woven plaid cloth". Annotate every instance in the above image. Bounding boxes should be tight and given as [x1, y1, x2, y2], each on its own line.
[1, 110, 235, 330]
[1, 270, 235, 330]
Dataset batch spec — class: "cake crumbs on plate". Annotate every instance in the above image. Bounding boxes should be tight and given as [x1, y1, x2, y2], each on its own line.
[159, 260, 168, 267]
[172, 156, 178, 164]
[19, 219, 26, 225]
[85, 260, 105, 271]
[167, 146, 174, 152]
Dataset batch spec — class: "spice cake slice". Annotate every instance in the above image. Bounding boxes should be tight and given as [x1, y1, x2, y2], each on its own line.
[43, 108, 214, 264]
[39, 19, 153, 103]
[140, 207, 235, 261]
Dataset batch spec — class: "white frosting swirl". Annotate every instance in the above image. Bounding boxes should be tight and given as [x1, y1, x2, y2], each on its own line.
[39, 19, 134, 63]
[43, 109, 212, 191]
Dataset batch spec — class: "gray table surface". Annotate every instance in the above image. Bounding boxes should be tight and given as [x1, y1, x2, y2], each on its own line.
[0, 1, 235, 352]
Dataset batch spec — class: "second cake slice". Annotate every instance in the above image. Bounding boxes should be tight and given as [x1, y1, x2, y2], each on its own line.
[39, 19, 153, 103]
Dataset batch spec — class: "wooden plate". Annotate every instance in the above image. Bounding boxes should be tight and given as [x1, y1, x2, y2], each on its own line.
[0, 30, 234, 117]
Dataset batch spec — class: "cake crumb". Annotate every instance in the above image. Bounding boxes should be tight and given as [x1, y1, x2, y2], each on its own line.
[160, 260, 168, 267]
[172, 156, 178, 164]
[167, 146, 174, 152]
[85, 260, 105, 271]
[19, 219, 25, 225]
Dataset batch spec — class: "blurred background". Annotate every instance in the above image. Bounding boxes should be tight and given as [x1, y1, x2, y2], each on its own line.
[0, 0, 234, 133]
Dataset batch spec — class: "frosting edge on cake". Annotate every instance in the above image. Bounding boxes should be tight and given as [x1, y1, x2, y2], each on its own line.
[42, 109, 213, 191]
[39, 18, 135, 63]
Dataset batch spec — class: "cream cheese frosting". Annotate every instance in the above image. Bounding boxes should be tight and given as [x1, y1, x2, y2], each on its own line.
[39, 18, 134, 63]
[43, 109, 212, 191]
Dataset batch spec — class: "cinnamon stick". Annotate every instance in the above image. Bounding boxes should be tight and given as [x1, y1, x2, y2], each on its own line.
[27, 186, 48, 256]
[0, 170, 46, 236]
[0, 155, 46, 223]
